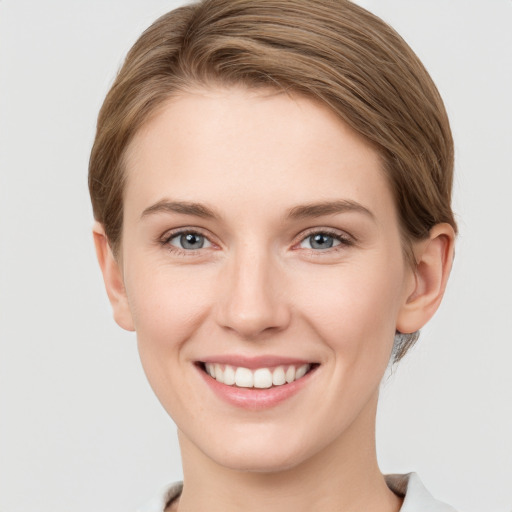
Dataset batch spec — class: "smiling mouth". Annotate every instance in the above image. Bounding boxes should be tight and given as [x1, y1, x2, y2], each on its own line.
[199, 362, 318, 389]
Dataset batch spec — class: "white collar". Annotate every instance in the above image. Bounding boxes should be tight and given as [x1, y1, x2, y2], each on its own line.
[386, 473, 457, 512]
[138, 473, 457, 512]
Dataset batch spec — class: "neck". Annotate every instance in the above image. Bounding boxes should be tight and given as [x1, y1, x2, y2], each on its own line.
[175, 392, 401, 512]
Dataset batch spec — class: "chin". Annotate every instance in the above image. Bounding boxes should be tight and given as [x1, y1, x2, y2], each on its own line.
[218, 453, 305, 474]
[200, 434, 314, 474]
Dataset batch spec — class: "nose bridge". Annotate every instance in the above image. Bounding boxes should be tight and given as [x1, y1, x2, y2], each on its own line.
[217, 241, 290, 339]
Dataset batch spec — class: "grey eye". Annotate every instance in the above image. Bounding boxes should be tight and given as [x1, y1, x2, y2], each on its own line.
[170, 232, 211, 250]
[300, 233, 341, 250]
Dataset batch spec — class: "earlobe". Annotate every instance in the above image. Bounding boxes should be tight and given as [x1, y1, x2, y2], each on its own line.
[92, 222, 135, 332]
[396, 223, 455, 334]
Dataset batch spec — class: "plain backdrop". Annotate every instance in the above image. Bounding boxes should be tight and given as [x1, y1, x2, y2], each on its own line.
[1, 1, 511, 511]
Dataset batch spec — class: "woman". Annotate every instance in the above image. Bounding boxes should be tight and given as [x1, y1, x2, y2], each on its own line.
[89, 0, 457, 510]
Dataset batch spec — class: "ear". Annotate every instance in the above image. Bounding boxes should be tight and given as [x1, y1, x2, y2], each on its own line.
[396, 223, 455, 334]
[92, 222, 135, 332]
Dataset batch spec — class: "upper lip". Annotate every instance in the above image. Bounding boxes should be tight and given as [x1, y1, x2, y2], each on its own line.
[198, 355, 317, 369]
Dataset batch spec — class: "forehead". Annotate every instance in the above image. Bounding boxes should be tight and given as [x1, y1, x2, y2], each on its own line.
[123, 87, 394, 224]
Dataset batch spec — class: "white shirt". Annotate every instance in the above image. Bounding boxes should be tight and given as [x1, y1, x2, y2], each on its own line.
[137, 473, 457, 511]
[386, 473, 457, 511]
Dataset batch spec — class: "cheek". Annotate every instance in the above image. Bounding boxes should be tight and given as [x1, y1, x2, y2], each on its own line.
[124, 264, 216, 420]
[293, 259, 404, 360]
[125, 262, 214, 356]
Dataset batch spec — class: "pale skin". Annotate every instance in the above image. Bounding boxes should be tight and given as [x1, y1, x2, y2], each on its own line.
[94, 87, 454, 512]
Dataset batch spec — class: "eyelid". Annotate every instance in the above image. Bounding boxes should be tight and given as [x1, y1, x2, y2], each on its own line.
[159, 227, 218, 253]
[168, 232, 212, 248]
[157, 226, 354, 255]
[292, 227, 355, 251]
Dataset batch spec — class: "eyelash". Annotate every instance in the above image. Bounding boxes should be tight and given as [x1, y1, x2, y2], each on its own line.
[159, 227, 354, 256]
[295, 228, 354, 254]
[160, 228, 214, 256]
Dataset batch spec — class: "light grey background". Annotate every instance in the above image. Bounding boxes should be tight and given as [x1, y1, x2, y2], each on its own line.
[1, 1, 511, 511]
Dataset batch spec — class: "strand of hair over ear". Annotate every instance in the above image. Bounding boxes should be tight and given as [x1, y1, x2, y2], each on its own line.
[392, 331, 419, 363]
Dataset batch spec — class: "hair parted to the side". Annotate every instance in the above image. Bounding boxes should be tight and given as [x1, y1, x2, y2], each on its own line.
[89, 0, 457, 361]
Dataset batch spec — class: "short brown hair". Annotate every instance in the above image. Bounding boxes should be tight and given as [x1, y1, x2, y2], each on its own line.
[89, 0, 457, 360]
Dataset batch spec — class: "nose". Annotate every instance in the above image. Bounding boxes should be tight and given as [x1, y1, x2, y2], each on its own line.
[215, 245, 291, 340]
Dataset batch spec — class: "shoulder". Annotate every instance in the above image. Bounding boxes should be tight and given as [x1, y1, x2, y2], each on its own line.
[385, 473, 458, 512]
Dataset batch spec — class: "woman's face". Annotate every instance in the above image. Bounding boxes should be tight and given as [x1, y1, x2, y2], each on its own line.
[118, 87, 415, 472]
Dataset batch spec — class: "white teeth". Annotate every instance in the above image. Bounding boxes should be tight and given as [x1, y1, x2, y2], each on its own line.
[214, 364, 224, 384]
[205, 363, 312, 388]
[223, 365, 236, 385]
[235, 367, 254, 388]
[295, 364, 309, 380]
[253, 368, 273, 389]
[272, 366, 286, 386]
[206, 363, 215, 377]
[285, 365, 296, 383]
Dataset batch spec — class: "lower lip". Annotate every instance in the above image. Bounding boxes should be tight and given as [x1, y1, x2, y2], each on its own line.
[197, 365, 317, 410]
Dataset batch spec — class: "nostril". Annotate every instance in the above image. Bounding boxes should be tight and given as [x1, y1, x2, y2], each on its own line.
[214, 266, 291, 338]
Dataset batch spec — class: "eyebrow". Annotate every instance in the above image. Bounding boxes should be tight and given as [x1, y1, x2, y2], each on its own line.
[140, 200, 218, 220]
[140, 198, 374, 222]
[286, 200, 374, 220]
